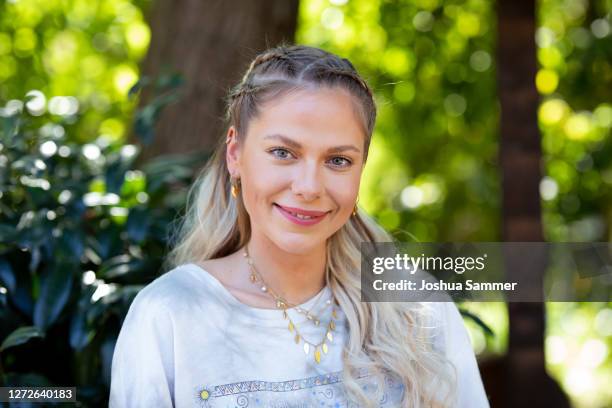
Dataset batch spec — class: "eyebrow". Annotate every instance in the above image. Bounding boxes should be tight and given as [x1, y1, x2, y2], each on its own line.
[263, 134, 361, 154]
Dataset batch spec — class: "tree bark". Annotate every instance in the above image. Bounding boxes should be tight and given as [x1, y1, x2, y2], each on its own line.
[497, 0, 569, 406]
[132, 0, 299, 164]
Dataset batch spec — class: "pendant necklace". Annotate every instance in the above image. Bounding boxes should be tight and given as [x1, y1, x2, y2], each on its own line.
[243, 248, 337, 364]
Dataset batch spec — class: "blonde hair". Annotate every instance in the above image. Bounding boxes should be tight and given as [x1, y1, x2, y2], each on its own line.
[165, 44, 456, 407]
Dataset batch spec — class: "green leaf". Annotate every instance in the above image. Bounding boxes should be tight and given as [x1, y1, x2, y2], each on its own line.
[128, 76, 152, 99]
[95, 225, 124, 259]
[0, 326, 45, 352]
[98, 255, 146, 281]
[0, 224, 17, 243]
[11, 275, 35, 318]
[0, 257, 16, 293]
[126, 206, 150, 243]
[33, 260, 75, 330]
[155, 72, 184, 90]
[69, 285, 97, 351]
[133, 105, 157, 146]
[142, 151, 208, 193]
[142, 151, 208, 176]
[4, 372, 53, 387]
[57, 229, 85, 261]
[459, 308, 495, 338]
[105, 153, 135, 194]
[0, 113, 21, 143]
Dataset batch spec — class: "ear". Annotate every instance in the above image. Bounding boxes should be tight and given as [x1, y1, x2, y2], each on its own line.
[225, 126, 242, 177]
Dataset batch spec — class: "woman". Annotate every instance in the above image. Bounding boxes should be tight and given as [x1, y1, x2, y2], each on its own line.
[110, 45, 489, 408]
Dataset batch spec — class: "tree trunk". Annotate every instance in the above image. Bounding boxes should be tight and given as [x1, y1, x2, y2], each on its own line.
[497, 0, 569, 406]
[132, 0, 299, 164]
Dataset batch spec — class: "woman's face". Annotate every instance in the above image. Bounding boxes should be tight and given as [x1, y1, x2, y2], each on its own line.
[226, 87, 367, 255]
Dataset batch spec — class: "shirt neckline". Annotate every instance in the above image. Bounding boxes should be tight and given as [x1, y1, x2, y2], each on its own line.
[185, 262, 333, 321]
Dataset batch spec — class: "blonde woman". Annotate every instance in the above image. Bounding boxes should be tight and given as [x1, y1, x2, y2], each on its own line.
[110, 45, 489, 408]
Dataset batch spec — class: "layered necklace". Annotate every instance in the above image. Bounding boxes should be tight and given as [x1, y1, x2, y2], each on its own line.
[243, 248, 338, 364]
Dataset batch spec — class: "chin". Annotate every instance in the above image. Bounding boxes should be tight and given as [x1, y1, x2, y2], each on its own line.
[272, 233, 325, 255]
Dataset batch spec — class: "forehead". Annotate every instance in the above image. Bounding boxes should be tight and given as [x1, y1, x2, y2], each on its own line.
[245, 87, 366, 149]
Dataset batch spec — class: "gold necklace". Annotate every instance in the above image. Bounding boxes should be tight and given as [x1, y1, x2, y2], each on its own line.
[243, 249, 330, 322]
[243, 248, 337, 364]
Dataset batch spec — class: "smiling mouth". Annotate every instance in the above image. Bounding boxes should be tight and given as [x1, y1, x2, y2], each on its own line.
[273, 204, 331, 220]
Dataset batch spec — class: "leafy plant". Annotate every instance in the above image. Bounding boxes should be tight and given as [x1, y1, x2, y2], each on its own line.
[0, 77, 206, 406]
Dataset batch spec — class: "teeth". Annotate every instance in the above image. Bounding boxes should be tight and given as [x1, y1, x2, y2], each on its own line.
[277, 205, 322, 220]
[291, 212, 314, 220]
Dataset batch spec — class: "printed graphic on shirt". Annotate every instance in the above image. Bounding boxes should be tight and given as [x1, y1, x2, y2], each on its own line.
[193, 370, 404, 408]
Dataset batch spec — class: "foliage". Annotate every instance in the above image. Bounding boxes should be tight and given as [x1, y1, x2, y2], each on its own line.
[0, 0, 152, 144]
[546, 302, 612, 407]
[536, 2, 612, 406]
[0, 80, 204, 405]
[537, 0, 612, 242]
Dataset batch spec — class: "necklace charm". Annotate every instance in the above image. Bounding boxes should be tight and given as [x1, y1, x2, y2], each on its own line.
[244, 246, 337, 365]
[314, 348, 321, 363]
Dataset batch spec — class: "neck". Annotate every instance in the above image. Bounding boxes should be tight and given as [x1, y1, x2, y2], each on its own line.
[244, 231, 327, 305]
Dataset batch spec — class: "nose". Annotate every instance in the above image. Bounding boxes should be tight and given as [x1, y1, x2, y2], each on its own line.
[291, 160, 323, 201]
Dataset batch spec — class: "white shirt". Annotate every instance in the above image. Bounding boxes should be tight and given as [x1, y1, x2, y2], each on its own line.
[110, 263, 489, 407]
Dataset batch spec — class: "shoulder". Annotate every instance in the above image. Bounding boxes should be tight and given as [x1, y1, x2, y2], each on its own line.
[422, 304, 489, 406]
[421, 301, 464, 327]
[129, 263, 211, 315]
[418, 301, 467, 354]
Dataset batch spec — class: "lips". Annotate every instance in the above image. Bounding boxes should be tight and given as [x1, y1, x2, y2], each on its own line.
[275, 204, 329, 217]
[273, 204, 330, 226]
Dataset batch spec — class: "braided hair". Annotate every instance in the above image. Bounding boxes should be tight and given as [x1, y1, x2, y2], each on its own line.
[225, 45, 376, 162]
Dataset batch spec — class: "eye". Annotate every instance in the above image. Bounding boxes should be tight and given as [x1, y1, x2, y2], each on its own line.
[268, 147, 295, 160]
[328, 156, 352, 168]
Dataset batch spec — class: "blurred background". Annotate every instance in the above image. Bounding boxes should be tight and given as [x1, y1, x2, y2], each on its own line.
[0, 0, 610, 406]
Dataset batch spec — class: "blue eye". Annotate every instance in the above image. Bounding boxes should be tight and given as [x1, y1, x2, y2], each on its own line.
[268, 148, 352, 169]
[328, 156, 352, 168]
[269, 148, 295, 160]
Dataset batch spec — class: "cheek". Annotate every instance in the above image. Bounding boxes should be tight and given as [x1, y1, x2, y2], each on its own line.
[330, 175, 360, 210]
[241, 168, 283, 211]
[337, 187, 357, 205]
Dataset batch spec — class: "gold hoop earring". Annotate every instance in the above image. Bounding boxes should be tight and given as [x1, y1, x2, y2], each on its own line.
[352, 200, 358, 216]
[230, 177, 240, 198]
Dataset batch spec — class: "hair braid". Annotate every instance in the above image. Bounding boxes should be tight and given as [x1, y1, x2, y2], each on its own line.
[321, 67, 374, 100]
[228, 49, 293, 112]
[240, 50, 289, 84]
